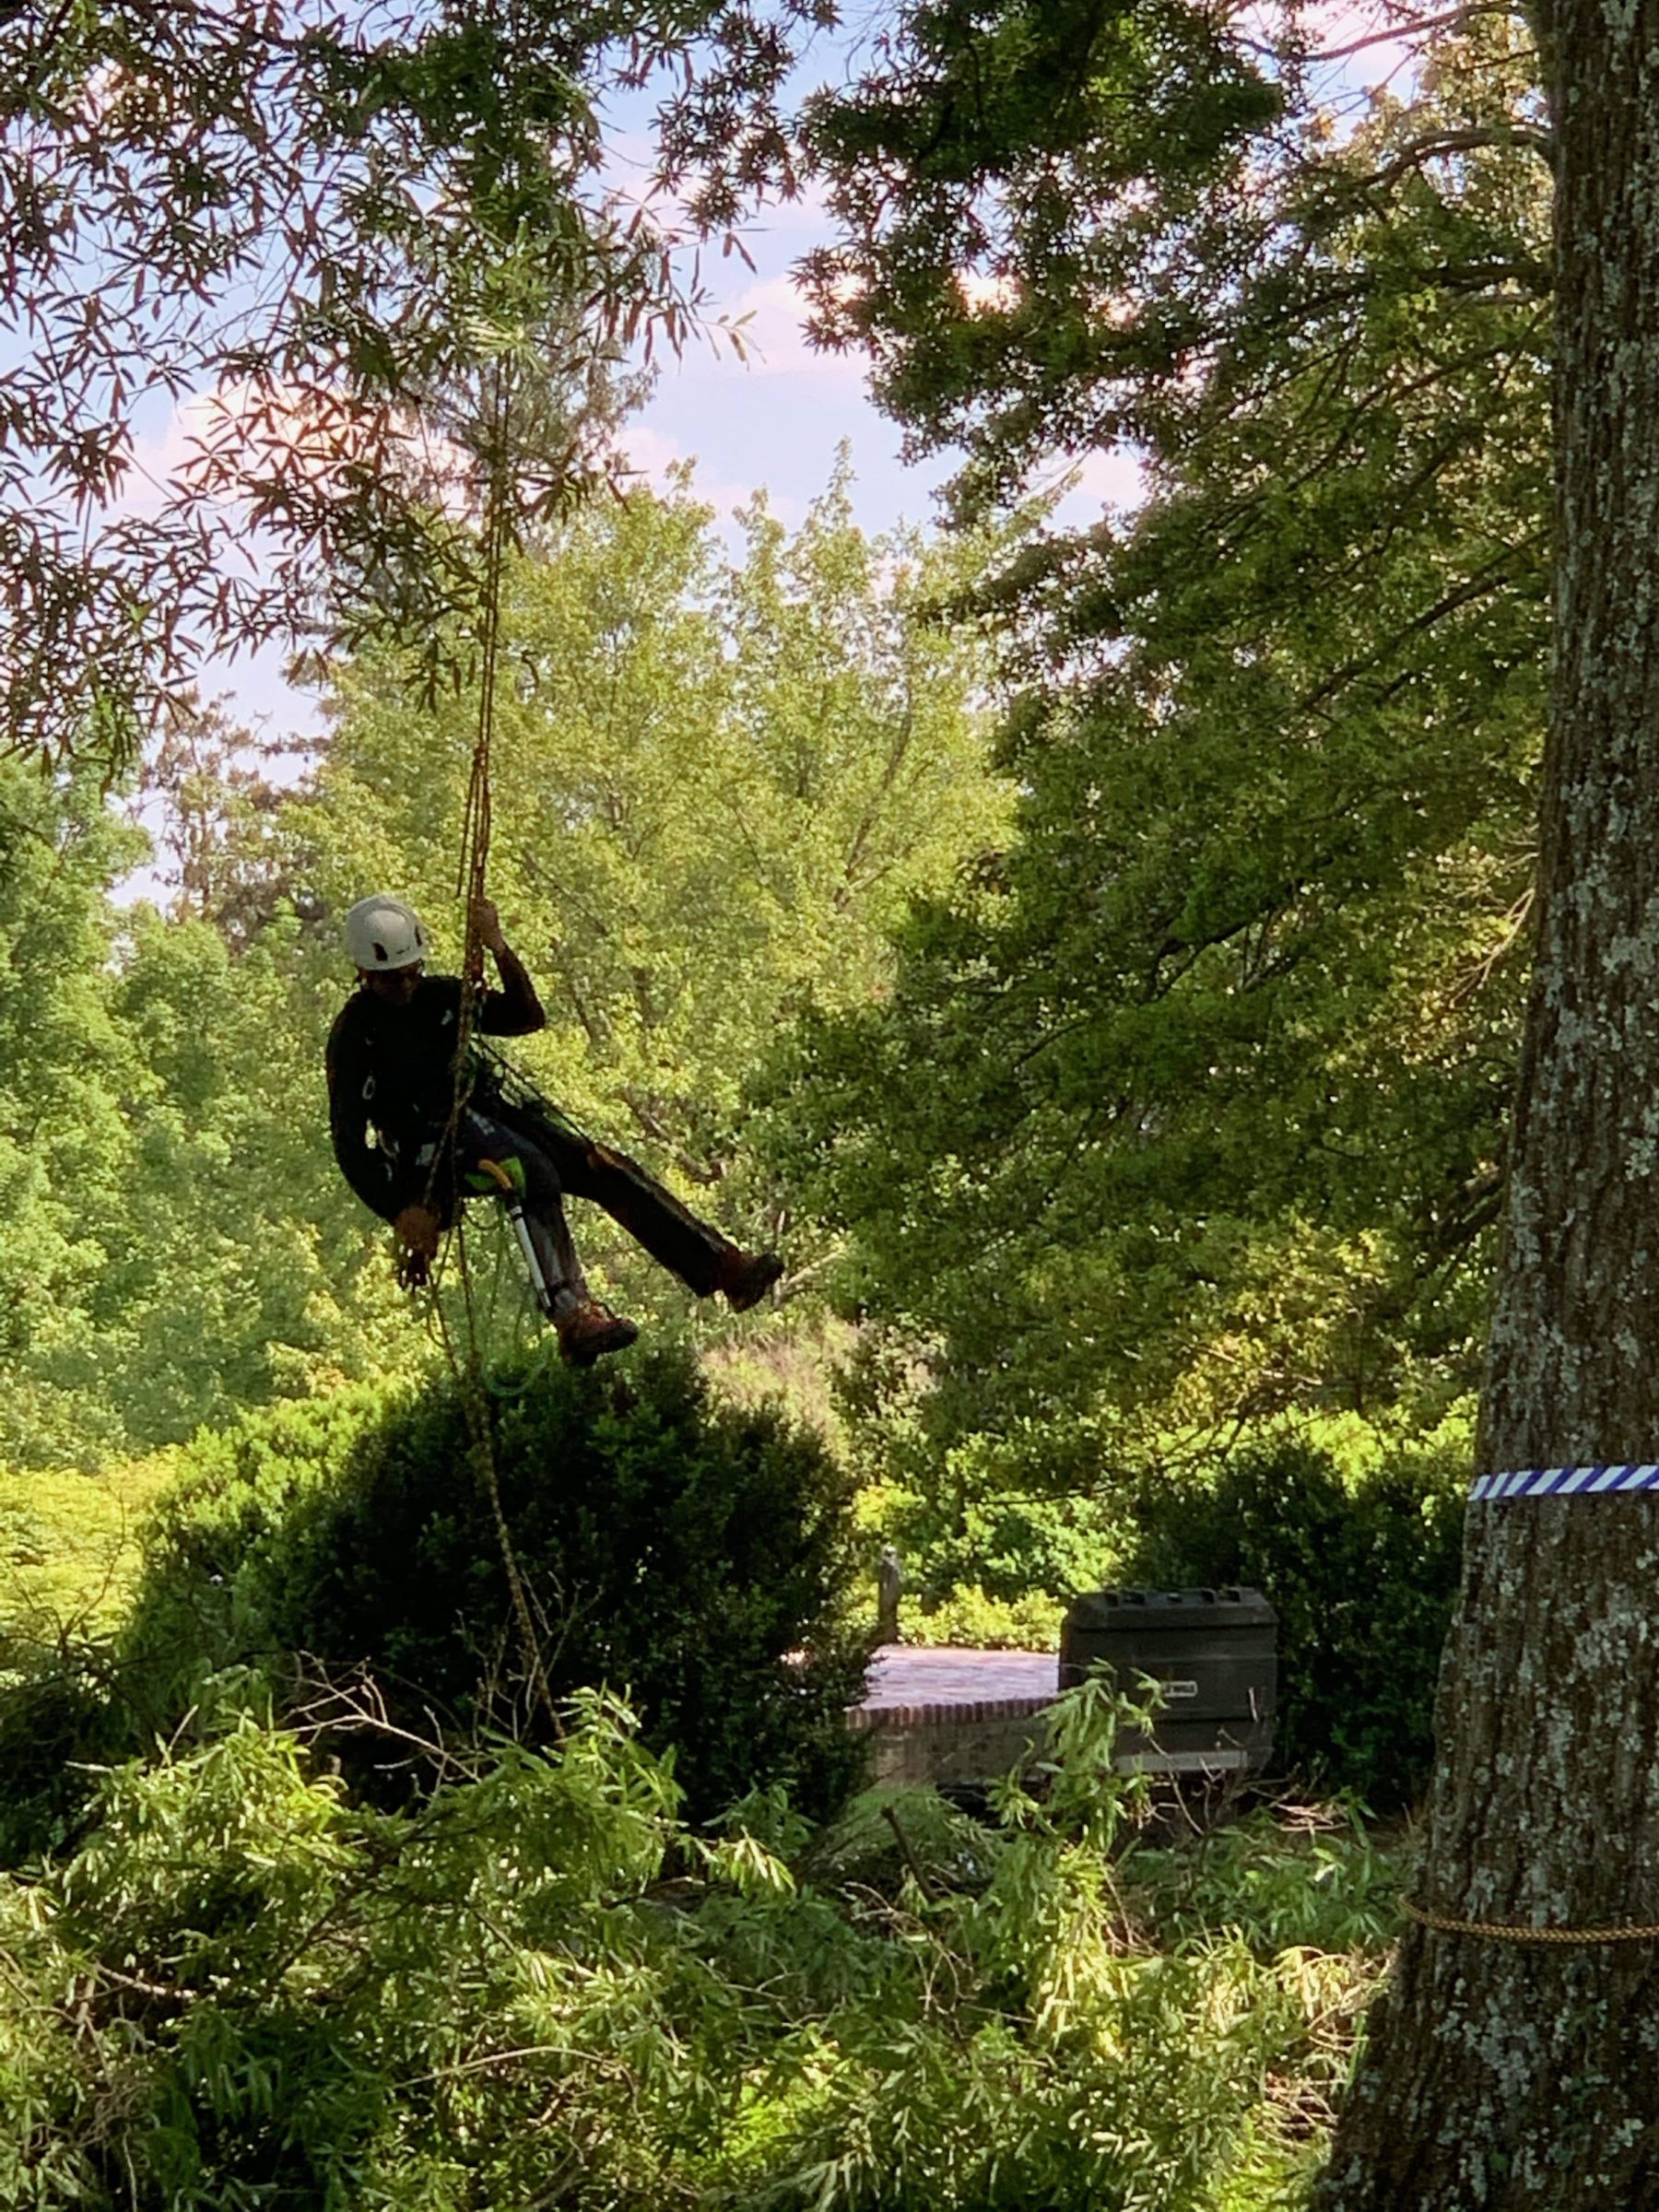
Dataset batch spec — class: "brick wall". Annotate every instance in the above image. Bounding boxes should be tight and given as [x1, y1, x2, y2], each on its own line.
[846, 1694, 1054, 1788]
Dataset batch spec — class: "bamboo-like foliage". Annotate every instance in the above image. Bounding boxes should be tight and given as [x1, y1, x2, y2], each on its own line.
[0, 0, 822, 768]
[0, 1677, 1396, 2208]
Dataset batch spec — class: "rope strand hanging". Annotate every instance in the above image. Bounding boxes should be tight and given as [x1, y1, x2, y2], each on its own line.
[423, 340, 559, 1732]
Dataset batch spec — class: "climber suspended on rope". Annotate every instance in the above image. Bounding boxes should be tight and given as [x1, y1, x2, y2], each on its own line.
[325, 891, 784, 1365]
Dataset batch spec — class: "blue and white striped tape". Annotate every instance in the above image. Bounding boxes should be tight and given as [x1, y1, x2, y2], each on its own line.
[1471, 1465, 1659, 1501]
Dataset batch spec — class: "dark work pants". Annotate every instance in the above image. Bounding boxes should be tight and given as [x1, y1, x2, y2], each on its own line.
[452, 1099, 734, 1300]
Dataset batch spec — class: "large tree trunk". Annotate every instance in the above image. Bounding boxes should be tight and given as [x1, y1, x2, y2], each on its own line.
[1313, 13, 1659, 2208]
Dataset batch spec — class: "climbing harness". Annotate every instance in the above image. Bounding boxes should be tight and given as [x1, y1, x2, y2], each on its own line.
[474, 1037, 737, 1259]
[471, 1037, 592, 1144]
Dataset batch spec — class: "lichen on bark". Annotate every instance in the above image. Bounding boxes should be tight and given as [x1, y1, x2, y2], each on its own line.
[1314, 6, 1659, 2205]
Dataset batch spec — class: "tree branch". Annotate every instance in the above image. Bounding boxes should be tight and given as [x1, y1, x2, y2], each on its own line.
[1312, 2, 1525, 61]
[1359, 126, 1555, 193]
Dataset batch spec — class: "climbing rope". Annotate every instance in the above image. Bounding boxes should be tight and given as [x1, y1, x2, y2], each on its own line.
[1402, 1898, 1659, 1946]
[453, 348, 515, 1050]
[429, 1217, 559, 1728]
[416, 341, 560, 1733]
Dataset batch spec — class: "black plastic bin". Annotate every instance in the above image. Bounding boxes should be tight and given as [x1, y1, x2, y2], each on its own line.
[1058, 1585, 1277, 1776]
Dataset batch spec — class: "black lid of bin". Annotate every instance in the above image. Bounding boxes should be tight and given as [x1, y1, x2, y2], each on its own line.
[1064, 1586, 1277, 1632]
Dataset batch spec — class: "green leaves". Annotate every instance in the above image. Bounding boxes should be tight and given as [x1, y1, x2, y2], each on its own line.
[802, 0, 1282, 510]
[0, 1695, 713, 2209]
[780, 18, 1550, 1460]
[111, 1347, 866, 1824]
[0, 1677, 1396, 2209]
[0, 0, 824, 769]
[0, 453, 1009, 1465]
[300, 459, 1009, 1307]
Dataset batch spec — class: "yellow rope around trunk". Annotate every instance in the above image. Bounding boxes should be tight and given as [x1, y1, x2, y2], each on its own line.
[1402, 1898, 1659, 1945]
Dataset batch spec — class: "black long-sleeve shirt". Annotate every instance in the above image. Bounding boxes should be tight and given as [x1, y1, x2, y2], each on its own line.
[325, 958, 544, 1222]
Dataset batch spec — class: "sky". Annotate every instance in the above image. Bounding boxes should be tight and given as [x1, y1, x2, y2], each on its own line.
[119, 0, 1419, 781]
[604, 163, 1143, 544]
[605, 0, 1417, 542]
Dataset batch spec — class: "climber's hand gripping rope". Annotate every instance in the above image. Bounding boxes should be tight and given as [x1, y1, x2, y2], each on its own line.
[394, 1202, 441, 1289]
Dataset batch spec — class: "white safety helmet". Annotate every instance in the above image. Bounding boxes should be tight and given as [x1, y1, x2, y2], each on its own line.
[344, 894, 429, 972]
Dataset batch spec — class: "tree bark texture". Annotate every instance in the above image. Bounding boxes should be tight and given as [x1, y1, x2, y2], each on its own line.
[1315, 14, 1659, 2209]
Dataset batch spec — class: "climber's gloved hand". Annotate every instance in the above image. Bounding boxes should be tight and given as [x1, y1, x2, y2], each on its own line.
[393, 1203, 441, 1288]
[470, 894, 508, 956]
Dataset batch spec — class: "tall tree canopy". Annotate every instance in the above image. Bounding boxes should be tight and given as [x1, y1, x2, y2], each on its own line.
[0, 470, 1006, 1462]
[781, 15, 1550, 1470]
[293, 464, 1009, 1314]
[0, 762, 145, 1464]
[798, 0, 1282, 513]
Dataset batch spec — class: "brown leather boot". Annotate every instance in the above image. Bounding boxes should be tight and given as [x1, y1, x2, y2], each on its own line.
[557, 1299, 640, 1366]
[714, 1247, 784, 1313]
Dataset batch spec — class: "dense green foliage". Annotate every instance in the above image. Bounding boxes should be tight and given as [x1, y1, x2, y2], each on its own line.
[0, 1680, 1398, 2210]
[782, 20, 1547, 1468]
[0, 759, 375, 1463]
[0, 470, 1004, 1464]
[0, 794, 406, 1463]
[0, 762, 146, 1465]
[1118, 1418, 1468, 1809]
[869, 1409, 1467, 1807]
[0, 5, 1585, 2203]
[801, 0, 1281, 509]
[24, 1353, 853, 1834]
[294, 462, 1009, 1307]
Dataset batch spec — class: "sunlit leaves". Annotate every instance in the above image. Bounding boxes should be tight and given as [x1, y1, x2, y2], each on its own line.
[800, 0, 1283, 512]
[0, 1678, 1393, 2206]
[778, 20, 1550, 1459]
[297, 460, 1010, 1305]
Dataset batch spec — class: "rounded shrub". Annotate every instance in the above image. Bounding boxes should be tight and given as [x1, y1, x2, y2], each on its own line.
[125, 1348, 868, 1821]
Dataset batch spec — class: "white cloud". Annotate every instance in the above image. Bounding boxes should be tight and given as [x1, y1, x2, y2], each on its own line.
[112, 376, 470, 527]
[1248, 0, 1423, 93]
[1051, 445, 1148, 526]
[110, 392, 205, 520]
[616, 422, 806, 532]
[700, 272, 865, 382]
